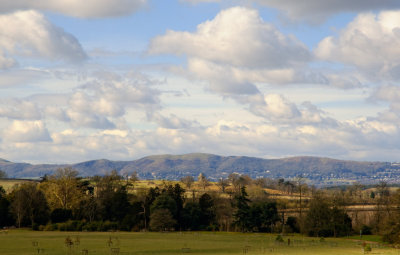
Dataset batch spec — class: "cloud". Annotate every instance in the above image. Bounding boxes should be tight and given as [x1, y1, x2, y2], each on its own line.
[3, 120, 52, 142]
[0, 10, 86, 69]
[369, 84, 400, 124]
[315, 11, 400, 81]
[0, 0, 147, 18]
[149, 6, 312, 97]
[150, 7, 310, 69]
[53, 73, 162, 129]
[255, 0, 400, 22]
[0, 99, 42, 120]
[0, 72, 162, 130]
[0, 53, 16, 69]
[244, 93, 334, 124]
[152, 113, 199, 129]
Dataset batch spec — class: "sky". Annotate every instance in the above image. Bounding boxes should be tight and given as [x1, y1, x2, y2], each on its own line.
[1, 0, 400, 164]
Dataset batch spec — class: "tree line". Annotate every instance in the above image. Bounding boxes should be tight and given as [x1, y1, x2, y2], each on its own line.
[1, 168, 400, 243]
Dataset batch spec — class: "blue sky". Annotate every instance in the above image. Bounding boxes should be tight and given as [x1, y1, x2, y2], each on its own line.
[1, 0, 400, 163]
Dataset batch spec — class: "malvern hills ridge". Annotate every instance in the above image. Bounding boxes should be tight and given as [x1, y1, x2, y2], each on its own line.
[1, 153, 399, 184]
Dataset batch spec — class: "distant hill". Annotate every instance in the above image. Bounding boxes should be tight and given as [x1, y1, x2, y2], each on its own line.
[0, 153, 397, 184]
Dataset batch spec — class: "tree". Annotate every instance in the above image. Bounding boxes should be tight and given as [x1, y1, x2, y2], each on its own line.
[372, 181, 391, 233]
[303, 193, 332, 237]
[0, 170, 7, 179]
[150, 209, 176, 231]
[199, 193, 216, 228]
[150, 193, 177, 218]
[216, 178, 229, 193]
[95, 171, 131, 222]
[303, 192, 352, 237]
[0, 186, 12, 227]
[214, 196, 233, 232]
[74, 196, 98, 223]
[250, 202, 279, 232]
[181, 202, 202, 230]
[137, 187, 160, 231]
[295, 176, 306, 219]
[228, 173, 240, 193]
[181, 176, 194, 190]
[41, 168, 83, 211]
[382, 189, 400, 243]
[10, 183, 49, 228]
[233, 186, 251, 232]
[162, 184, 185, 228]
[331, 206, 352, 237]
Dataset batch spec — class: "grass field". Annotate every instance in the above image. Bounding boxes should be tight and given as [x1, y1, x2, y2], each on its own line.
[0, 230, 398, 255]
[0, 179, 35, 193]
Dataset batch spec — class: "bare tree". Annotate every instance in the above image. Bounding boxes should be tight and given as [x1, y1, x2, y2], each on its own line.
[40, 167, 82, 210]
[180, 176, 194, 190]
[217, 178, 229, 193]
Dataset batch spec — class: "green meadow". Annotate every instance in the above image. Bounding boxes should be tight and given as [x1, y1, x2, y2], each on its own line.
[0, 230, 397, 255]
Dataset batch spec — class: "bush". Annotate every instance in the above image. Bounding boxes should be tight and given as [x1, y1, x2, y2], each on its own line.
[364, 244, 372, 253]
[51, 208, 72, 223]
[82, 221, 101, 232]
[275, 235, 284, 243]
[361, 225, 372, 235]
[44, 224, 58, 231]
[57, 220, 83, 231]
[100, 221, 118, 232]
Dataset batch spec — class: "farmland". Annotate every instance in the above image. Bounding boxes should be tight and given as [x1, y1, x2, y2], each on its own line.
[0, 230, 396, 255]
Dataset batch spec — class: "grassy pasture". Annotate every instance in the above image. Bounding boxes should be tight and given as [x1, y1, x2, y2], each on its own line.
[0, 230, 397, 255]
[0, 179, 34, 193]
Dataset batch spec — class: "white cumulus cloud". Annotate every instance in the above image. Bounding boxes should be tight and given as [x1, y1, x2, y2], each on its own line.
[315, 11, 400, 81]
[3, 120, 52, 142]
[0, 10, 86, 69]
[149, 6, 312, 97]
[150, 7, 310, 69]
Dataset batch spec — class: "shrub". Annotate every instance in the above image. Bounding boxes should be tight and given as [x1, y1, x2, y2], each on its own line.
[364, 244, 372, 253]
[275, 235, 284, 243]
[361, 225, 372, 235]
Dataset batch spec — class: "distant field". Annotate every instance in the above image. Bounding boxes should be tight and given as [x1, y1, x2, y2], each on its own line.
[0, 230, 397, 255]
[0, 179, 34, 193]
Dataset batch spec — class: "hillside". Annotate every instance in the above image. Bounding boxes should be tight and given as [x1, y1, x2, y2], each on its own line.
[0, 153, 396, 184]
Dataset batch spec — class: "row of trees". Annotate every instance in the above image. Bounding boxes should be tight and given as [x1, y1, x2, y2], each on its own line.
[1, 169, 400, 242]
[0, 168, 282, 232]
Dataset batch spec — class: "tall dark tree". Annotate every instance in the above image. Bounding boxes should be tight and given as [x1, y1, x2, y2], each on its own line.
[150, 193, 177, 217]
[233, 187, 251, 232]
[331, 206, 352, 237]
[249, 202, 279, 232]
[181, 202, 202, 230]
[95, 172, 131, 222]
[150, 193, 178, 231]
[0, 186, 12, 227]
[199, 193, 216, 229]
[140, 187, 160, 230]
[162, 184, 185, 228]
